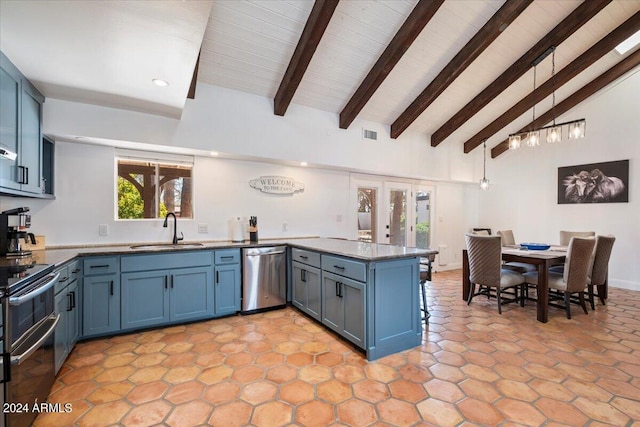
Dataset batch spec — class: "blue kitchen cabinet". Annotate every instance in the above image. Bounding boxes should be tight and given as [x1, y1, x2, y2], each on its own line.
[214, 249, 241, 315]
[121, 270, 170, 329]
[54, 260, 81, 373]
[171, 266, 214, 321]
[321, 271, 365, 348]
[291, 248, 322, 321]
[292, 262, 321, 321]
[82, 257, 120, 338]
[121, 265, 213, 328]
[120, 251, 215, 330]
[214, 263, 240, 315]
[0, 51, 45, 196]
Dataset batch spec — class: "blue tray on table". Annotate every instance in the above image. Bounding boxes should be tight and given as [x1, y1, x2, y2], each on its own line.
[520, 243, 551, 250]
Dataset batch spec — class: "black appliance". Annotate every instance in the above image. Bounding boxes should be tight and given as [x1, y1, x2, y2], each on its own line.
[1, 208, 35, 258]
[1, 259, 59, 427]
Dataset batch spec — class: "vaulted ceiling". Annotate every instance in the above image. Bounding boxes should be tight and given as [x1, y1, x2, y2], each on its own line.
[1, 0, 639, 158]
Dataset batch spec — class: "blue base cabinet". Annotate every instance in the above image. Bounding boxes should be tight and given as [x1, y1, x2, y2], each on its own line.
[292, 249, 322, 321]
[214, 263, 240, 315]
[321, 272, 365, 348]
[172, 266, 214, 321]
[82, 257, 120, 338]
[121, 270, 170, 329]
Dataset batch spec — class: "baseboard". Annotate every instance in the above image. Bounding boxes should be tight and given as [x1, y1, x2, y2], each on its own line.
[609, 278, 640, 292]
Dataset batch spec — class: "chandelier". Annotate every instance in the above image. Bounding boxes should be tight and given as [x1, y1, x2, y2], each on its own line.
[508, 47, 586, 150]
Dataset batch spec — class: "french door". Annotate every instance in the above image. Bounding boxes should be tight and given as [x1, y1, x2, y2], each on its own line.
[352, 177, 434, 248]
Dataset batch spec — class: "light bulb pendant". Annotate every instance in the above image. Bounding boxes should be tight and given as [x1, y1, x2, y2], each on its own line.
[547, 126, 561, 143]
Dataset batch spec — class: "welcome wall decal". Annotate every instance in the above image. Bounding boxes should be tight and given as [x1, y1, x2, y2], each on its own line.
[249, 176, 305, 195]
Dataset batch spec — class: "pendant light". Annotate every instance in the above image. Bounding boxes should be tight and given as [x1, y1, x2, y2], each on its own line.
[508, 46, 586, 149]
[480, 140, 489, 191]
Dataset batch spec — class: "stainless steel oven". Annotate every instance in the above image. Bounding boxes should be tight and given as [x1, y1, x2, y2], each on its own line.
[1, 262, 58, 427]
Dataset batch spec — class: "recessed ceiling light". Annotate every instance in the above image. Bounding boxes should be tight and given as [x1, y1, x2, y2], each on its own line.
[300, 161, 308, 167]
[152, 79, 169, 87]
[210, 151, 219, 156]
[615, 30, 640, 55]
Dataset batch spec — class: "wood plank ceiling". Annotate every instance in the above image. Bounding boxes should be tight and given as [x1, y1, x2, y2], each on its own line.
[198, 0, 640, 158]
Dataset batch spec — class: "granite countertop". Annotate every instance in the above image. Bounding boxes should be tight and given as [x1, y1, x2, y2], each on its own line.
[6, 237, 438, 268]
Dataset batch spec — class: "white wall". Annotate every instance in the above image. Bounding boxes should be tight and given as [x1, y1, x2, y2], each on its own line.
[478, 70, 640, 290]
[0, 81, 479, 265]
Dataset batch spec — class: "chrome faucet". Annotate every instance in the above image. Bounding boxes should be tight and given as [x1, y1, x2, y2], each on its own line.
[163, 212, 184, 245]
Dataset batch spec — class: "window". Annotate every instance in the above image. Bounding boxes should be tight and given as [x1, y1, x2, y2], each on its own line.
[116, 156, 193, 219]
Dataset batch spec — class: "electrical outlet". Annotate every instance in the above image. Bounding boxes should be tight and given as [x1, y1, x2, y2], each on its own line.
[198, 223, 209, 234]
[282, 222, 288, 232]
[99, 224, 109, 236]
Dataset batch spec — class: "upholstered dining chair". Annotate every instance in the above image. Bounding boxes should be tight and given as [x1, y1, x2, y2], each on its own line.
[551, 231, 596, 274]
[559, 230, 595, 246]
[586, 235, 615, 310]
[497, 230, 537, 273]
[524, 237, 596, 319]
[465, 234, 526, 314]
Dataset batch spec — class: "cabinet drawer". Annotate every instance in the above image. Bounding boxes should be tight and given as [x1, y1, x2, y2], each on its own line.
[83, 257, 118, 276]
[121, 251, 212, 273]
[215, 249, 240, 265]
[68, 260, 81, 282]
[292, 248, 321, 268]
[322, 255, 366, 283]
[54, 265, 70, 294]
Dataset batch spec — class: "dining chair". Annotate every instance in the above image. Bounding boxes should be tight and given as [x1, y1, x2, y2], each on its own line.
[559, 230, 595, 246]
[586, 235, 615, 310]
[550, 231, 596, 273]
[497, 229, 537, 274]
[465, 234, 526, 314]
[524, 237, 596, 319]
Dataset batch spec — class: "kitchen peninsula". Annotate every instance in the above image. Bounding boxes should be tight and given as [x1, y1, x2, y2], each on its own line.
[26, 238, 436, 361]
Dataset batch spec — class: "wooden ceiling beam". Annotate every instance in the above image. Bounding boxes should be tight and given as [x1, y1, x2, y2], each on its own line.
[491, 47, 640, 158]
[187, 52, 200, 100]
[389, 0, 533, 139]
[463, 11, 640, 154]
[273, 0, 339, 116]
[339, 0, 444, 130]
[430, 0, 612, 147]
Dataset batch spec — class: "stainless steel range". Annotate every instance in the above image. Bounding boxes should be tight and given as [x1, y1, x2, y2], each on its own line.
[1, 259, 59, 427]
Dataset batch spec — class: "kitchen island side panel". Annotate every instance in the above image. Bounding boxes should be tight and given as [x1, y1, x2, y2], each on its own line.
[366, 257, 421, 360]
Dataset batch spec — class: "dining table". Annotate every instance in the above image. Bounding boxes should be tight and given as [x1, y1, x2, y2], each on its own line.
[462, 245, 568, 323]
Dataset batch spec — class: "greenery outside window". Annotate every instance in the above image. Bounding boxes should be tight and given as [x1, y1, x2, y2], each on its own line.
[117, 157, 193, 219]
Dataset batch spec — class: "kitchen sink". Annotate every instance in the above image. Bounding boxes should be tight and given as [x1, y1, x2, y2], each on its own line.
[129, 243, 205, 250]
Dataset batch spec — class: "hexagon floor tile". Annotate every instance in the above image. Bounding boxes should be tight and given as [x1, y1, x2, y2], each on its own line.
[35, 270, 640, 426]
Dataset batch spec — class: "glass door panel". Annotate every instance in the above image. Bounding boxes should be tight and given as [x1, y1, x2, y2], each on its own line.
[357, 187, 377, 243]
[415, 189, 432, 249]
[388, 187, 408, 246]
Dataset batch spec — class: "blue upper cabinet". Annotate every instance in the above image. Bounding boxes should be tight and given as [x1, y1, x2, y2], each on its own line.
[0, 51, 45, 196]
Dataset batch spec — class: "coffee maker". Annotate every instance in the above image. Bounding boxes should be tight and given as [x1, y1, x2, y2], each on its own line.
[1, 207, 36, 258]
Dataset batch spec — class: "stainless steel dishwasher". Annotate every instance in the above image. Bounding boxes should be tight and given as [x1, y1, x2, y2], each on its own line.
[242, 246, 287, 313]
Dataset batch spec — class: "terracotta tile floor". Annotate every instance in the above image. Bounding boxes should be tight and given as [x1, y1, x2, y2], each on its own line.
[35, 270, 640, 426]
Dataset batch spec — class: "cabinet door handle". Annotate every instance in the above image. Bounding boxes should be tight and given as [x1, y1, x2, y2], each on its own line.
[221, 256, 233, 260]
[216, 271, 219, 284]
[338, 282, 343, 298]
[164, 276, 168, 289]
[91, 265, 110, 269]
[17, 166, 26, 184]
[25, 167, 29, 185]
[59, 276, 69, 283]
[170, 275, 174, 289]
[110, 280, 114, 296]
[301, 269, 306, 283]
[67, 293, 73, 311]
[72, 268, 81, 273]
[299, 255, 308, 259]
[335, 281, 339, 297]
[71, 291, 76, 309]
[333, 265, 345, 270]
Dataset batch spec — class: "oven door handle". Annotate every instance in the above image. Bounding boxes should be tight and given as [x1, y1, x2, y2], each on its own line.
[10, 314, 60, 366]
[9, 272, 60, 306]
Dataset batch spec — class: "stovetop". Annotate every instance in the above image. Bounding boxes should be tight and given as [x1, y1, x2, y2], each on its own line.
[0, 257, 54, 293]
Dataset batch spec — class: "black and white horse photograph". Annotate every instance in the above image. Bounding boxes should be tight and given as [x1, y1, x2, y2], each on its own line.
[558, 160, 629, 204]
